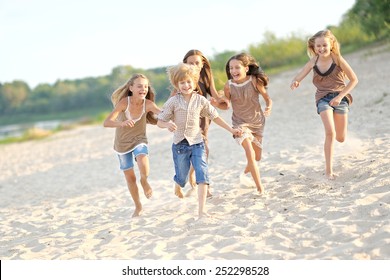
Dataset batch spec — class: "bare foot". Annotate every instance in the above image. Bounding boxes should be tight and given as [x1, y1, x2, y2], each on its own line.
[198, 211, 211, 219]
[244, 165, 250, 174]
[257, 184, 264, 194]
[132, 206, 143, 217]
[207, 187, 213, 198]
[174, 185, 184, 199]
[140, 178, 153, 199]
[326, 173, 338, 180]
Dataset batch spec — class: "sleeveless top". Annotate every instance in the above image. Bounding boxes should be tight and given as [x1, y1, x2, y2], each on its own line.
[312, 56, 353, 105]
[229, 76, 265, 136]
[114, 97, 147, 154]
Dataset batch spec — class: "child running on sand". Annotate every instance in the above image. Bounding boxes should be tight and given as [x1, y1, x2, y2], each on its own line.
[290, 30, 358, 179]
[157, 62, 241, 218]
[103, 74, 161, 217]
[172, 49, 229, 198]
[223, 53, 272, 194]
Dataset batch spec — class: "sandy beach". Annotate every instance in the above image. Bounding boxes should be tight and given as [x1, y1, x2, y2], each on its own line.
[0, 43, 389, 260]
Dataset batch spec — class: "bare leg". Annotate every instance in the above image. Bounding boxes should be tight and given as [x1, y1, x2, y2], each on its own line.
[123, 169, 142, 217]
[242, 138, 264, 193]
[198, 183, 210, 218]
[245, 138, 262, 173]
[320, 110, 336, 179]
[204, 141, 212, 198]
[253, 136, 263, 161]
[136, 154, 153, 198]
[190, 155, 212, 198]
[334, 113, 348, 143]
[189, 165, 196, 187]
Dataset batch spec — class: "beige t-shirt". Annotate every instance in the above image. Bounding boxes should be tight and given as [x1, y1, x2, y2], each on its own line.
[158, 92, 219, 145]
[229, 76, 265, 137]
[114, 97, 147, 154]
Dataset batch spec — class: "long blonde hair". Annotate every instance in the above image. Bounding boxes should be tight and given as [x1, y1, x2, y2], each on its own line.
[110, 74, 157, 124]
[307, 30, 341, 64]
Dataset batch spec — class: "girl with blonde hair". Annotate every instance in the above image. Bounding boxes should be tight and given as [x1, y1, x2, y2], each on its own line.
[290, 30, 358, 179]
[104, 74, 161, 217]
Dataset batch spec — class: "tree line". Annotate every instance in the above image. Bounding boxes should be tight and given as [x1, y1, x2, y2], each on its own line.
[0, 0, 388, 125]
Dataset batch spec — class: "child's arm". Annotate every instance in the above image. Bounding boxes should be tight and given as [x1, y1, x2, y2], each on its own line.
[208, 74, 230, 110]
[254, 81, 273, 117]
[146, 100, 162, 115]
[103, 98, 135, 128]
[223, 82, 231, 99]
[157, 119, 177, 132]
[290, 58, 315, 90]
[338, 56, 358, 97]
[212, 116, 242, 137]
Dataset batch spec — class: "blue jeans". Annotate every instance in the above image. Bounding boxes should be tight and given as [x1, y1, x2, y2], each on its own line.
[172, 139, 209, 188]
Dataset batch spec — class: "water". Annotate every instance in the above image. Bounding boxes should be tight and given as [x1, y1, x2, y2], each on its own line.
[0, 120, 71, 140]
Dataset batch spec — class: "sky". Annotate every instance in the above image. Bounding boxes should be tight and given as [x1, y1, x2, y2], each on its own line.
[0, 0, 356, 88]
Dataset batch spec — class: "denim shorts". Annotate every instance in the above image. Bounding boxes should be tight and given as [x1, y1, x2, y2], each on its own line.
[117, 144, 148, 171]
[172, 139, 209, 188]
[317, 92, 350, 114]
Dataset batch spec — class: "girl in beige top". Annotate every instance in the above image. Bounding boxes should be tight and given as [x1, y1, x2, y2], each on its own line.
[103, 74, 161, 217]
[290, 30, 358, 180]
[224, 53, 273, 194]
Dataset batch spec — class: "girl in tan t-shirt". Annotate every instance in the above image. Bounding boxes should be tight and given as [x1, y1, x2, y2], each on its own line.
[103, 74, 161, 217]
[290, 30, 358, 180]
[223, 53, 273, 194]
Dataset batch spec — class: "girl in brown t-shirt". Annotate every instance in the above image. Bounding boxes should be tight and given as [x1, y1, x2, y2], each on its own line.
[290, 30, 358, 180]
[103, 74, 161, 217]
[224, 53, 273, 194]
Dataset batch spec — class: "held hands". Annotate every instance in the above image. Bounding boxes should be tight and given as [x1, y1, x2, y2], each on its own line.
[210, 97, 230, 110]
[231, 127, 243, 137]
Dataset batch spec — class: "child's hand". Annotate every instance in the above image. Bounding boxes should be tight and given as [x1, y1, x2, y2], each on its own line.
[232, 127, 242, 137]
[330, 96, 342, 106]
[167, 121, 177, 132]
[121, 120, 135, 127]
[290, 80, 300, 90]
[264, 106, 272, 117]
[210, 97, 219, 107]
[219, 96, 230, 109]
[210, 97, 230, 110]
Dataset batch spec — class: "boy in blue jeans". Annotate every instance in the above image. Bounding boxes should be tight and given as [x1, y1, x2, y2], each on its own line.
[157, 63, 241, 218]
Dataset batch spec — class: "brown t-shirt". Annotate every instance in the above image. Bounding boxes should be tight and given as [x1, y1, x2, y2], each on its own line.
[312, 58, 353, 105]
[114, 98, 147, 154]
[229, 76, 265, 137]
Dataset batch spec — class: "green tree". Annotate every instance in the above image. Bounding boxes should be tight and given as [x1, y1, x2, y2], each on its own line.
[347, 0, 390, 39]
[0, 81, 30, 113]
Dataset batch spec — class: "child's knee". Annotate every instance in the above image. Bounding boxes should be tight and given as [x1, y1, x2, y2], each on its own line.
[336, 135, 345, 143]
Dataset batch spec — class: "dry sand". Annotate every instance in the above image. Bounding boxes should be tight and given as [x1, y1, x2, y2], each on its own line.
[0, 43, 389, 260]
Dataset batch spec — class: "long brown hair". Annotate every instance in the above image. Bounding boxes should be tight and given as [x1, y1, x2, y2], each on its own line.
[225, 53, 269, 88]
[183, 49, 213, 96]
